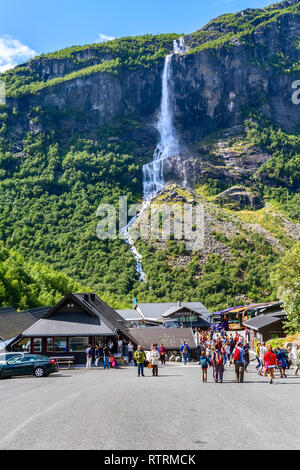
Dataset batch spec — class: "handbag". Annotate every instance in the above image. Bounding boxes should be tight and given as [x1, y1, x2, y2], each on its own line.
[148, 362, 152, 369]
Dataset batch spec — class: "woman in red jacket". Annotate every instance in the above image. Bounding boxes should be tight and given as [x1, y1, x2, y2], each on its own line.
[264, 344, 278, 384]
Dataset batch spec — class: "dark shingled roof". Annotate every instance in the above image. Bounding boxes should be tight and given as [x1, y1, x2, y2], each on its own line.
[22, 306, 52, 319]
[41, 293, 137, 343]
[243, 315, 283, 331]
[129, 327, 197, 350]
[22, 318, 115, 337]
[0, 308, 37, 341]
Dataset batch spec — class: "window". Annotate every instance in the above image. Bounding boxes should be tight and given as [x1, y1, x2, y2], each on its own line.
[13, 337, 31, 352]
[47, 337, 54, 352]
[32, 338, 42, 353]
[69, 337, 89, 352]
[54, 337, 67, 352]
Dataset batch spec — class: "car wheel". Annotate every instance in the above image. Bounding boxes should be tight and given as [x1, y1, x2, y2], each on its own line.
[34, 367, 45, 378]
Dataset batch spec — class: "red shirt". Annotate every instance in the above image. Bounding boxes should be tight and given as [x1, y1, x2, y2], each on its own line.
[264, 351, 277, 366]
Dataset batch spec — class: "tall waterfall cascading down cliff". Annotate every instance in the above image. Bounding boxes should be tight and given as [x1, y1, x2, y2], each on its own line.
[123, 38, 188, 281]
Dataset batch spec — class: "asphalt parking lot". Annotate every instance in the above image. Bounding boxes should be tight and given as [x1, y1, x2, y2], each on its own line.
[0, 362, 299, 450]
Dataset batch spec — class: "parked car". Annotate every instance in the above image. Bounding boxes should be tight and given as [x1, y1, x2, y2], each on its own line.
[0, 353, 59, 379]
[0, 352, 22, 363]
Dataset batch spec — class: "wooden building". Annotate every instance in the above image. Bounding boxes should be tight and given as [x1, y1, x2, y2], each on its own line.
[6, 293, 137, 363]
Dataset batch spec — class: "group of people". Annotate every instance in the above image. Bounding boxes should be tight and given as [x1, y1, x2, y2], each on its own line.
[255, 342, 300, 381]
[195, 331, 250, 383]
[85, 331, 300, 384]
[196, 330, 300, 384]
[133, 344, 167, 377]
[85, 341, 116, 370]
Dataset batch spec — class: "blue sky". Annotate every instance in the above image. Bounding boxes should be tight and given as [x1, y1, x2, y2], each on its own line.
[0, 0, 273, 71]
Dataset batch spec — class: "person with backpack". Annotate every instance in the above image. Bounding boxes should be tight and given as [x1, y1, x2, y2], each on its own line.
[180, 341, 189, 365]
[134, 345, 147, 377]
[263, 344, 278, 384]
[233, 342, 245, 383]
[276, 347, 287, 378]
[199, 351, 210, 382]
[85, 344, 93, 370]
[212, 347, 225, 383]
[243, 341, 250, 372]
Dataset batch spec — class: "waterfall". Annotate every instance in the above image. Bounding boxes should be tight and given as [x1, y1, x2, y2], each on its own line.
[123, 37, 188, 281]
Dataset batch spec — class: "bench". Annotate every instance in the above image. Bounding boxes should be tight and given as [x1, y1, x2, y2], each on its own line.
[50, 356, 75, 369]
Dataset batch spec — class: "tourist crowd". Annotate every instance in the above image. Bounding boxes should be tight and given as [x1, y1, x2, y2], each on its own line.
[84, 331, 300, 384]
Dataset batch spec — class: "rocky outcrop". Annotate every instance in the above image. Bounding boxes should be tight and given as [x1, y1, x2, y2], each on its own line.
[215, 186, 263, 209]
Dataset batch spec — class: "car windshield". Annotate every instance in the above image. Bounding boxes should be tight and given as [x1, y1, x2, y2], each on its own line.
[0, 353, 22, 363]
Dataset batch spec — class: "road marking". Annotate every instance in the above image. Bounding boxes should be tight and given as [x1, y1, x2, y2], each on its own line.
[0, 390, 81, 447]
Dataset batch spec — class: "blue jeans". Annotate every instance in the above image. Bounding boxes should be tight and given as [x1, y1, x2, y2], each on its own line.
[137, 363, 144, 376]
[182, 353, 188, 364]
[103, 356, 109, 369]
[256, 356, 261, 369]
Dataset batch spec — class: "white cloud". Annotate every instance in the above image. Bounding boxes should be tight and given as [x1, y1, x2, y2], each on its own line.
[96, 33, 115, 43]
[0, 36, 37, 73]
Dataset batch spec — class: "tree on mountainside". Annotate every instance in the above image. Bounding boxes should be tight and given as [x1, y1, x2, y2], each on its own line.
[270, 243, 300, 333]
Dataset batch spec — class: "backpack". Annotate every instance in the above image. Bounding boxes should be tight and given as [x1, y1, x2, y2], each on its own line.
[233, 348, 241, 361]
[217, 353, 223, 366]
[183, 346, 187, 354]
[200, 357, 208, 368]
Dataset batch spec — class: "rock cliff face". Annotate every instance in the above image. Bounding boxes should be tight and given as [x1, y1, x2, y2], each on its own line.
[172, 9, 300, 146]
[4, 3, 300, 149]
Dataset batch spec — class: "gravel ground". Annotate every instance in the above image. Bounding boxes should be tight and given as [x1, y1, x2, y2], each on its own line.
[0, 362, 299, 450]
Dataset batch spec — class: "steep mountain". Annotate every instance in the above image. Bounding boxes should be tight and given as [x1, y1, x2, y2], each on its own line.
[0, 0, 299, 315]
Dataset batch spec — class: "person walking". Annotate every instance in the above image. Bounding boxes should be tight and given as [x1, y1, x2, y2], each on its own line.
[180, 341, 189, 365]
[85, 344, 93, 370]
[150, 346, 160, 376]
[94, 345, 100, 368]
[259, 342, 267, 376]
[263, 344, 278, 384]
[233, 342, 245, 383]
[212, 347, 225, 383]
[199, 351, 210, 382]
[225, 342, 231, 367]
[127, 341, 134, 365]
[255, 342, 261, 371]
[103, 343, 110, 370]
[276, 347, 287, 378]
[134, 345, 146, 377]
[289, 345, 300, 376]
[244, 341, 250, 372]
[159, 344, 167, 365]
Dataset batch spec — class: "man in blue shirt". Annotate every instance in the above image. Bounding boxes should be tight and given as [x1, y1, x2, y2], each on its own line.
[233, 342, 245, 383]
[180, 341, 190, 365]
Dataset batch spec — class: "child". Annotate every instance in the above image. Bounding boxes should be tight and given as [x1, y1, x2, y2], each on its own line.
[200, 351, 210, 382]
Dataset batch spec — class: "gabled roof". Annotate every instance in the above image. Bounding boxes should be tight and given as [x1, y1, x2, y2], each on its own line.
[243, 315, 283, 331]
[0, 308, 37, 341]
[162, 305, 200, 318]
[22, 306, 51, 320]
[137, 302, 210, 321]
[43, 293, 137, 343]
[22, 318, 115, 337]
